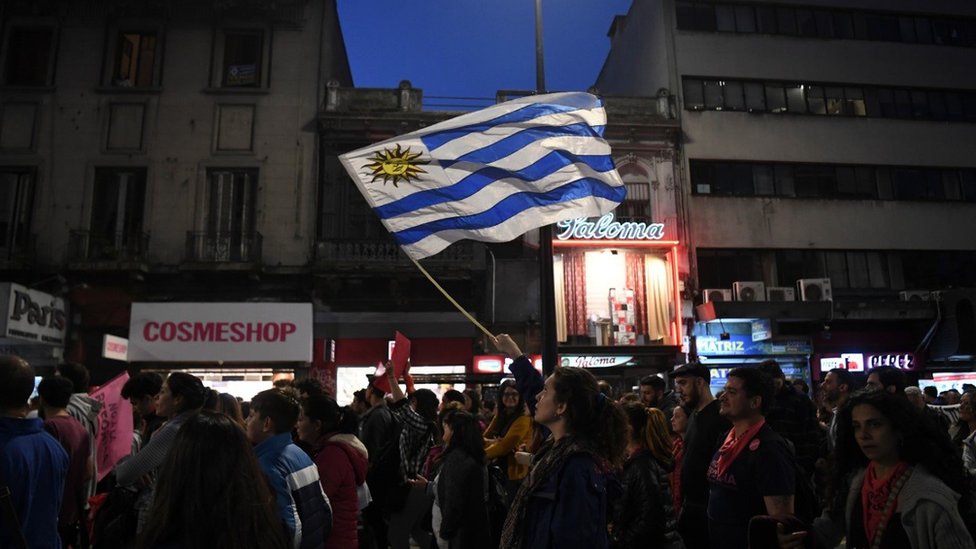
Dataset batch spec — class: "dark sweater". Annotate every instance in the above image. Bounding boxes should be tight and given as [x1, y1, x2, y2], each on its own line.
[680, 399, 730, 506]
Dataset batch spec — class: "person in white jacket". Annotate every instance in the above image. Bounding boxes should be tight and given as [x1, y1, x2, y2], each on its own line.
[779, 389, 974, 549]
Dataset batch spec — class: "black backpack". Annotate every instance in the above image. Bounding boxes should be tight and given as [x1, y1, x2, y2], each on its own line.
[483, 464, 508, 547]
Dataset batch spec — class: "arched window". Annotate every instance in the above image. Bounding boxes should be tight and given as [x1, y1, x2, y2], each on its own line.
[616, 162, 652, 222]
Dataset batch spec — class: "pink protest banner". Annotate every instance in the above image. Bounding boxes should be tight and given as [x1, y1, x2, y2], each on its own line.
[90, 372, 133, 482]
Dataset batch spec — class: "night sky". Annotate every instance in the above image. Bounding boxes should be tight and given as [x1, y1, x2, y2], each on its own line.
[338, 0, 634, 109]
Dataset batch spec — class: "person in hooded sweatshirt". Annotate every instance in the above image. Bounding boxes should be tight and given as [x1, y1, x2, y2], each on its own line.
[57, 361, 102, 505]
[297, 393, 369, 549]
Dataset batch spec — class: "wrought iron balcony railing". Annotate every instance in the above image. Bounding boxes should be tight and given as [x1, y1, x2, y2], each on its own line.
[185, 231, 262, 264]
[314, 239, 476, 266]
[68, 230, 149, 263]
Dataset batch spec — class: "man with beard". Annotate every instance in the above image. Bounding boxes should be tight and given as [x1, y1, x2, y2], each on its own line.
[673, 362, 730, 549]
[820, 367, 856, 453]
[639, 374, 679, 424]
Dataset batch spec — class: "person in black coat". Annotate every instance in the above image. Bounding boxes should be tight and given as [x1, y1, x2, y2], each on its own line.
[436, 411, 491, 549]
[612, 402, 684, 549]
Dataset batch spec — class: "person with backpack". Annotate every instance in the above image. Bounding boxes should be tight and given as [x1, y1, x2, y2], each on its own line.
[297, 393, 368, 549]
[611, 403, 682, 549]
[706, 367, 795, 549]
[777, 389, 975, 549]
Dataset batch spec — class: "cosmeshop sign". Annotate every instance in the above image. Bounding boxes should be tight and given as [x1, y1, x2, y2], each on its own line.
[128, 303, 312, 362]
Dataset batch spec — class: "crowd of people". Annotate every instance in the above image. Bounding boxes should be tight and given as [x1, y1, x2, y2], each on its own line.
[3, 338, 976, 548]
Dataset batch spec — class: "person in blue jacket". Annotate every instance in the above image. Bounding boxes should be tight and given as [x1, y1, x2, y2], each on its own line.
[494, 334, 628, 549]
[0, 355, 69, 549]
[248, 389, 332, 549]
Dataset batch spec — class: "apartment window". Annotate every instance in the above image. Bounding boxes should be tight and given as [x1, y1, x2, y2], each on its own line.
[776, 250, 825, 287]
[617, 163, 652, 221]
[91, 168, 146, 254]
[734, 6, 756, 33]
[673, 2, 976, 49]
[697, 249, 763, 290]
[716, 6, 736, 32]
[113, 32, 158, 87]
[901, 251, 976, 289]
[0, 168, 35, 255]
[3, 26, 56, 87]
[683, 78, 704, 110]
[825, 251, 889, 289]
[318, 149, 388, 241]
[221, 30, 264, 87]
[682, 76, 976, 122]
[692, 160, 976, 203]
[208, 169, 257, 237]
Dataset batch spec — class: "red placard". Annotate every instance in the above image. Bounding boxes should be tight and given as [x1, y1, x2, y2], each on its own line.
[372, 331, 411, 393]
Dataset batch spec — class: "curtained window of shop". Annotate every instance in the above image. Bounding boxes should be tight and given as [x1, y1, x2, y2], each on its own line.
[555, 250, 674, 345]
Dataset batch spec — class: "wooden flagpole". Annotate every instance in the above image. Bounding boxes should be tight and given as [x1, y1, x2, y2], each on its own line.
[409, 256, 495, 339]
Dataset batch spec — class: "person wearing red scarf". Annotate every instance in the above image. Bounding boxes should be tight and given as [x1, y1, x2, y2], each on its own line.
[706, 368, 795, 549]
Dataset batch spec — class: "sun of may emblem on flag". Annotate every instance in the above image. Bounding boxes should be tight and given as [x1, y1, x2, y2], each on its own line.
[364, 144, 428, 187]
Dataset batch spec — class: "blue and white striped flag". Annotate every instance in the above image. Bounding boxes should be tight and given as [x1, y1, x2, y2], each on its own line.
[339, 91, 626, 260]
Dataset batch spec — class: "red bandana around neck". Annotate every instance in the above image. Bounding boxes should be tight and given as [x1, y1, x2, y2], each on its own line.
[714, 419, 765, 478]
[861, 461, 910, 544]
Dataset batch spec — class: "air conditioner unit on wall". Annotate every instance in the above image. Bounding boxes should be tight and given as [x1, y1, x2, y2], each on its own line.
[766, 287, 796, 302]
[798, 278, 833, 302]
[899, 290, 931, 301]
[733, 281, 766, 302]
[703, 289, 732, 303]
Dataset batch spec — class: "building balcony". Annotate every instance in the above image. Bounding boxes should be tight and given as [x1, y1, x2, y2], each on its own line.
[183, 231, 262, 269]
[67, 230, 150, 271]
[313, 239, 481, 271]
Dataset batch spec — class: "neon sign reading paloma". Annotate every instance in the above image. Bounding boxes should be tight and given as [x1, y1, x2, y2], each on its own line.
[555, 212, 665, 241]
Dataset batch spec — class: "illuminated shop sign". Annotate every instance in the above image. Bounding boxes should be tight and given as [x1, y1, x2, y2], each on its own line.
[560, 355, 634, 369]
[555, 212, 665, 241]
[473, 355, 544, 375]
[817, 352, 915, 373]
[694, 334, 812, 356]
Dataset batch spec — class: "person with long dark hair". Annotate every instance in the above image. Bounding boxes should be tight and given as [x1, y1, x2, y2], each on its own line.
[138, 411, 289, 549]
[498, 366, 628, 549]
[297, 393, 368, 549]
[215, 392, 246, 428]
[484, 379, 532, 502]
[778, 389, 974, 549]
[116, 372, 208, 533]
[436, 411, 491, 549]
[611, 403, 682, 549]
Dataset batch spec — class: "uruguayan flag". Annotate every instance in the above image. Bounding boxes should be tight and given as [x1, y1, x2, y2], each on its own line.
[339, 91, 626, 260]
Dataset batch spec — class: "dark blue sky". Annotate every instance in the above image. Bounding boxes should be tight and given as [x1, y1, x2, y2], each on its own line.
[338, 0, 633, 109]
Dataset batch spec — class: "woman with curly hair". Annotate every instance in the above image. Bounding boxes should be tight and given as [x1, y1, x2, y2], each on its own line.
[611, 403, 683, 548]
[138, 411, 289, 549]
[778, 389, 974, 549]
[498, 365, 628, 549]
